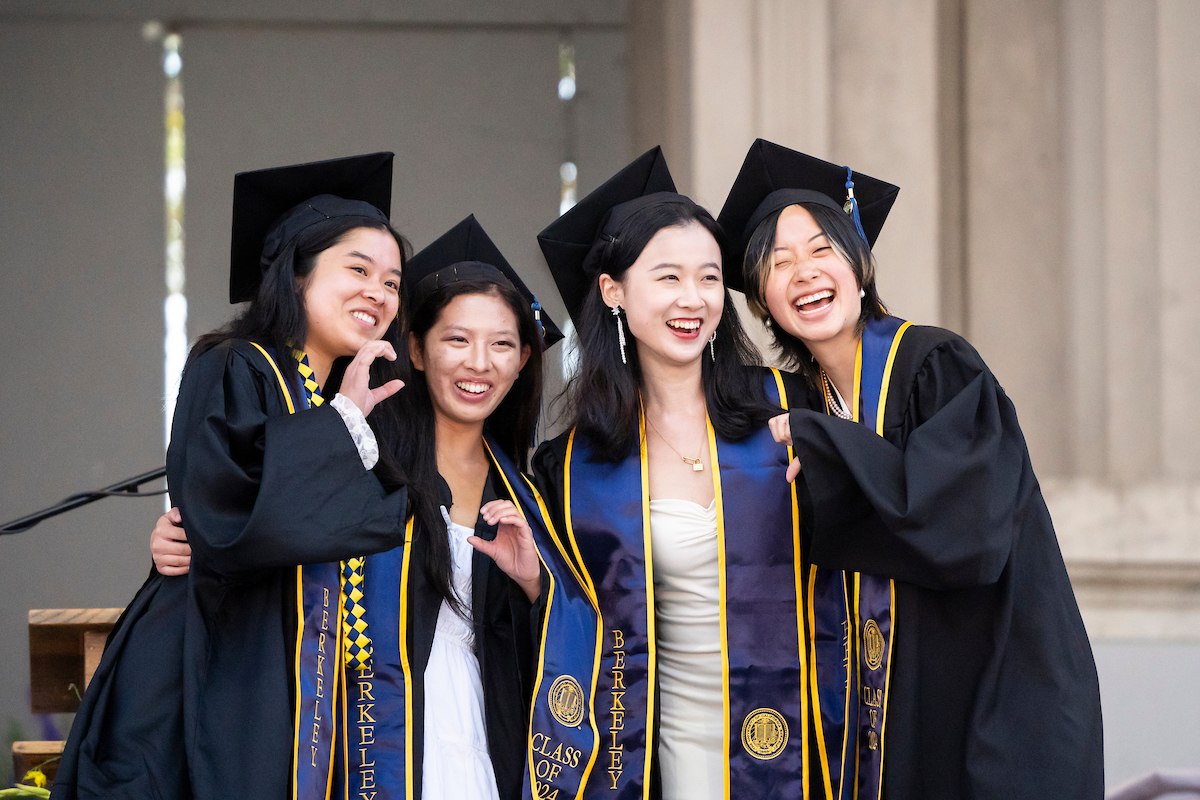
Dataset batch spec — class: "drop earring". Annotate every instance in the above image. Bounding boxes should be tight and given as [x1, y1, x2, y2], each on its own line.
[612, 305, 627, 365]
[859, 288, 866, 298]
[708, 331, 716, 361]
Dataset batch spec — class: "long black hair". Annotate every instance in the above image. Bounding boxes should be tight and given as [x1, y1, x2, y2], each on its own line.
[393, 279, 544, 612]
[189, 214, 413, 487]
[741, 202, 887, 388]
[566, 199, 775, 462]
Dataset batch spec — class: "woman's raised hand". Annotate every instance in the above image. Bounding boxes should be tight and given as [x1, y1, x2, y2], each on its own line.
[152, 507, 192, 576]
[471, 500, 542, 602]
[340, 340, 404, 416]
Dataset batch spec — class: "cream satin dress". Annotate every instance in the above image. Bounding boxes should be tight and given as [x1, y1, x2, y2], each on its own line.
[649, 498, 724, 800]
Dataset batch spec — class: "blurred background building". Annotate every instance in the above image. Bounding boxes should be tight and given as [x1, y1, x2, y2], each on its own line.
[1, 0, 1196, 790]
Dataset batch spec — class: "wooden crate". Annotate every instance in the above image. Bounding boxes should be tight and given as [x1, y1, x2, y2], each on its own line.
[28, 608, 123, 714]
[12, 740, 64, 787]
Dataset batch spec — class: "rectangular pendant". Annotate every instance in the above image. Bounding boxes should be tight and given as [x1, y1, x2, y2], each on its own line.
[692, 462, 704, 472]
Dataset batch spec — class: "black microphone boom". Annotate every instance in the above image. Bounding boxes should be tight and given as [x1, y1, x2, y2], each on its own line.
[1, 467, 168, 535]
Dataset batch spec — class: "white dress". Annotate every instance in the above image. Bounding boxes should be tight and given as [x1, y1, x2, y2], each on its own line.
[649, 498, 724, 800]
[420, 507, 501, 800]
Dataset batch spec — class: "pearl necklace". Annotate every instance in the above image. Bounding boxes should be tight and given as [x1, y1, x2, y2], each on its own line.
[822, 370, 853, 420]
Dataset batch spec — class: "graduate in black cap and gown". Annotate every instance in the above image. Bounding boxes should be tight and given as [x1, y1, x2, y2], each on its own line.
[525, 148, 826, 800]
[151, 215, 565, 800]
[718, 139, 1104, 800]
[322, 214, 563, 800]
[53, 153, 414, 800]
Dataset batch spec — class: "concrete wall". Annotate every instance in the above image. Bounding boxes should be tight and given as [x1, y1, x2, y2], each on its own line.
[0, 2, 626, 763]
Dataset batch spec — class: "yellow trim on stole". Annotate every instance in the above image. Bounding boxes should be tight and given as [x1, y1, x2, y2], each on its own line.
[397, 517, 416, 799]
[808, 567, 835, 799]
[878, 580, 896, 793]
[486, 441, 602, 800]
[876, 321, 913, 435]
[770, 368, 810, 799]
[704, 415, 732, 800]
[852, 573, 862, 799]
[520, 473, 604, 800]
[851, 340, 864, 424]
[292, 568, 304, 800]
[562, 430, 606, 797]
[340, 651, 349, 800]
[871, 321, 908, 790]
[837, 578, 854, 800]
[637, 410, 658, 800]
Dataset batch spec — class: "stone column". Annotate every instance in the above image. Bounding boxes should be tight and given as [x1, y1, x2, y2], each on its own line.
[964, 0, 1068, 476]
[1158, 0, 1200, 480]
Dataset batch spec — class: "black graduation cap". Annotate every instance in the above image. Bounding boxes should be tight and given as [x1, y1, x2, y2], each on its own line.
[406, 214, 564, 348]
[229, 152, 394, 303]
[718, 139, 900, 292]
[537, 146, 691, 322]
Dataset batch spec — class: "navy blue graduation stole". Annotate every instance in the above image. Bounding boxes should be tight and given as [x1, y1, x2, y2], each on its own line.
[524, 370, 812, 800]
[319, 436, 557, 800]
[808, 315, 910, 800]
[330, 517, 416, 800]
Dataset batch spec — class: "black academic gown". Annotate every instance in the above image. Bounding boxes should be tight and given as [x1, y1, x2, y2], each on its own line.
[52, 569, 191, 800]
[93, 340, 406, 800]
[788, 325, 1104, 800]
[54, 340, 410, 800]
[173, 340, 412, 800]
[400, 472, 536, 800]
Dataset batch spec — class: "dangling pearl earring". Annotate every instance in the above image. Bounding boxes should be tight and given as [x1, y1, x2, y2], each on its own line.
[708, 331, 716, 361]
[612, 306, 627, 365]
[859, 288, 866, 298]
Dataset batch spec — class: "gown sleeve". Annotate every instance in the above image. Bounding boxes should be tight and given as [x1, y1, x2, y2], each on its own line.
[789, 334, 1028, 590]
[167, 343, 408, 581]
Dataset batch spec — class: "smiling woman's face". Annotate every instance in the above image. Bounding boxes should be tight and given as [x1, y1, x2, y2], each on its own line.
[599, 222, 725, 372]
[763, 204, 862, 349]
[300, 226, 401, 364]
[409, 290, 530, 430]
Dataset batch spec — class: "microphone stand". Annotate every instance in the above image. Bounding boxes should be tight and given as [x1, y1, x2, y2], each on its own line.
[1, 467, 167, 535]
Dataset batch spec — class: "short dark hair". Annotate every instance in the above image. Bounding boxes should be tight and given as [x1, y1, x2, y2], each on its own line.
[566, 197, 774, 462]
[741, 202, 886, 386]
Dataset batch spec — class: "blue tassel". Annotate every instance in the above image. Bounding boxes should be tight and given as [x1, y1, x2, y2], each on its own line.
[843, 167, 870, 246]
[532, 298, 545, 342]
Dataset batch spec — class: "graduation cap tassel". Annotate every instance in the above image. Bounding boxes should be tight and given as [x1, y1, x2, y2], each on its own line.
[843, 167, 871, 247]
[532, 299, 545, 343]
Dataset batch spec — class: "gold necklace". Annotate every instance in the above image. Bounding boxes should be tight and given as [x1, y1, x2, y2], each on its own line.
[645, 415, 705, 472]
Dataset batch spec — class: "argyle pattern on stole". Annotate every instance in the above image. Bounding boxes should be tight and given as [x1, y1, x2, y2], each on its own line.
[294, 350, 325, 408]
[341, 557, 372, 667]
[293, 350, 370, 666]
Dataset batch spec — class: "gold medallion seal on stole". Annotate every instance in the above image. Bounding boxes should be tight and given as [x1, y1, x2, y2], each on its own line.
[741, 708, 788, 760]
[863, 619, 885, 670]
[548, 675, 585, 727]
